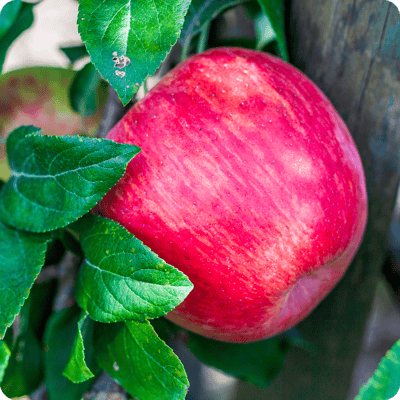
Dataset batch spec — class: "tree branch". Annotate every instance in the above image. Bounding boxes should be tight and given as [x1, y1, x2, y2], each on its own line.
[95, 86, 127, 139]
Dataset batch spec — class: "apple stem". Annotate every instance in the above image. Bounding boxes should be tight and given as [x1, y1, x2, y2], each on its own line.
[196, 20, 211, 54]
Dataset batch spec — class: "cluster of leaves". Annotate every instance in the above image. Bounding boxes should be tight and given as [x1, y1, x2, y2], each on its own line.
[0, 0, 397, 400]
[0, 0, 294, 399]
[0, 125, 196, 399]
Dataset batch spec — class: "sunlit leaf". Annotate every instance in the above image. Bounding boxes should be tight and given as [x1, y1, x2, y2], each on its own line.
[72, 214, 193, 323]
[63, 312, 95, 384]
[78, 0, 191, 105]
[0, 340, 10, 384]
[95, 320, 189, 400]
[355, 339, 400, 400]
[0, 220, 49, 338]
[0, 126, 140, 232]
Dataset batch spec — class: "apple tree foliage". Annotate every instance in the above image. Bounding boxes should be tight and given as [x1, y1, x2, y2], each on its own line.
[0, 0, 395, 399]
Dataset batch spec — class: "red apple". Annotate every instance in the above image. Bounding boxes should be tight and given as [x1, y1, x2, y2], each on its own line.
[0, 66, 107, 181]
[98, 48, 367, 343]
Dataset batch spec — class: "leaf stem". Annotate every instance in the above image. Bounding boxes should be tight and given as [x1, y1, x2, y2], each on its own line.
[196, 21, 211, 54]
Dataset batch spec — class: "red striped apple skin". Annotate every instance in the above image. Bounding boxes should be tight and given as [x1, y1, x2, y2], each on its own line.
[98, 48, 367, 343]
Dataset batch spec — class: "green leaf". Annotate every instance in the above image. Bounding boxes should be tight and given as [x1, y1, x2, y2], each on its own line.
[0, 0, 21, 40]
[179, 0, 247, 48]
[355, 339, 400, 400]
[254, 10, 277, 51]
[77, 0, 192, 106]
[2, 329, 12, 352]
[95, 320, 189, 400]
[0, 278, 58, 395]
[44, 306, 98, 400]
[19, 280, 58, 342]
[0, 2, 35, 73]
[63, 312, 95, 383]
[0, 126, 140, 232]
[60, 229, 83, 258]
[70, 62, 102, 118]
[256, 0, 289, 61]
[60, 44, 88, 64]
[186, 331, 290, 389]
[72, 214, 193, 323]
[0, 340, 11, 384]
[1, 328, 43, 398]
[0, 220, 49, 339]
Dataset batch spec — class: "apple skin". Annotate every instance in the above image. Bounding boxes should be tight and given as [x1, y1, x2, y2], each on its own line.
[98, 47, 368, 343]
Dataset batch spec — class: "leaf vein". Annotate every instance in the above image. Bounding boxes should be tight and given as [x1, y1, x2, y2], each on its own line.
[79, 269, 116, 317]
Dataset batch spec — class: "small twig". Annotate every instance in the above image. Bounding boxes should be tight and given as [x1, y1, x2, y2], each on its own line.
[96, 85, 126, 139]
[25, 253, 81, 400]
[35, 265, 61, 284]
[29, 383, 48, 400]
[12, 315, 21, 342]
[83, 371, 128, 400]
[52, 252, 82, 312]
